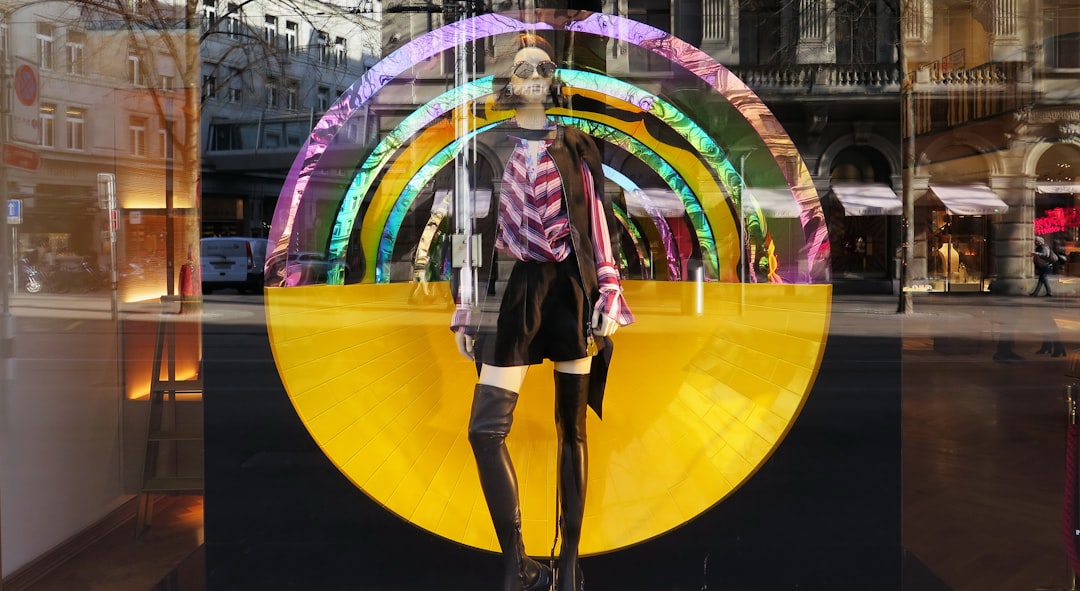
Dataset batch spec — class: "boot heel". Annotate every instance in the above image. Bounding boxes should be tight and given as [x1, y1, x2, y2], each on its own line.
[523, 560, 552, 591]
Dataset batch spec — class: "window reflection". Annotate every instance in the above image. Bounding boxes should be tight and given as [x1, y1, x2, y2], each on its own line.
[2, 1, 1080, 589]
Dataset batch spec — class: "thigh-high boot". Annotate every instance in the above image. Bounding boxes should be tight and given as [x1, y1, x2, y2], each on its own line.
[469, 384, 553, 591]
[554, 372, 589, 591]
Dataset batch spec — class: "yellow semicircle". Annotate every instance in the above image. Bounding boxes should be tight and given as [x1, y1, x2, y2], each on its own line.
[265, 280, 830, 554]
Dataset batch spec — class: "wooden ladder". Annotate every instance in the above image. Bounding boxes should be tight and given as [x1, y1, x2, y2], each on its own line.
[136, 296, 203, 535]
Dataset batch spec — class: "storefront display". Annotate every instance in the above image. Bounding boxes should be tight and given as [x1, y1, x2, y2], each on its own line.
[918, 185, 1008, 292]
[260, 8, 832, 559]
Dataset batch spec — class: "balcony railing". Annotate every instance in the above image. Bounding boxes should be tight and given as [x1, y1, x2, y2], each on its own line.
[911, 61, 1032, 134]
[727, 64, 901, 95]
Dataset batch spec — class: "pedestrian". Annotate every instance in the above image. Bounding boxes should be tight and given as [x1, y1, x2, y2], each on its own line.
[1030, 236, 1055, 296]
[451, 33, 633, 591]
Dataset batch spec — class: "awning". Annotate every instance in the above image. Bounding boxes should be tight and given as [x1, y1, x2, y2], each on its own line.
[925, 184, 1009, 215]
[625, 188, 685, 217]
[741, 186, 802, 218]
[433, 189, 493, 218]
[1036, 182, 1080, 194]
[831, 183, 902, 216]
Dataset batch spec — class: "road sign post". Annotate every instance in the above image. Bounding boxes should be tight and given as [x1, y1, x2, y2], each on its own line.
[6, 199, 21, 225]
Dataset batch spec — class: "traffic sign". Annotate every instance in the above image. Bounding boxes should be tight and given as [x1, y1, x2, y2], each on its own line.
[3, 143, 40, 171]
[14, 65, 38, 106]
[11, 59, 40, 144]
[7, 199, 22, 225]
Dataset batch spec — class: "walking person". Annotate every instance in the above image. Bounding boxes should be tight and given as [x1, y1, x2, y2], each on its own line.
[1031, 236, 1055, 296]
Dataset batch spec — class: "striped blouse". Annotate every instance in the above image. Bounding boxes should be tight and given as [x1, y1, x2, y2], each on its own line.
[451, 135, 633, 332]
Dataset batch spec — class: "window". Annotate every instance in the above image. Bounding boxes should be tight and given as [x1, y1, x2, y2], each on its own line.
[334, 37, 347, 66]
[127, 52, 142, 86]
[201, 0, 216, 33]
[266, 77, 277, 107]
[0, 22, 8, 57]
[203, 71, 218, 100]
[738, 0, 796, 66]
[836, 0, 878, 64]
[37, 23, 54, 70]
[1045, 6, 1080, 68]
[161, 75, 175, 91]
[317, 31, 330, 63]
[129, 116, 147, 156]
[285, 21, 298, 54]
[40, 104, 55, 147]
[317, 86, 329, 111]
[225, 3, 243, 40]
[626, 0, 670, 71]
[264, 15, 277, 47]
[285, 80, 299, 110]
[66, 31, 85, 75]
[227, 67, 243, 102]
[66, 107, 85, 150]
[159, 119, 174, 158]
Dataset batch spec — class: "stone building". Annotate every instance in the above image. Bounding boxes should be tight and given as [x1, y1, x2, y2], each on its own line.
[905, 0, 1080, 295]
[376, 0, 903, 290]
[199, 0, 382, 237]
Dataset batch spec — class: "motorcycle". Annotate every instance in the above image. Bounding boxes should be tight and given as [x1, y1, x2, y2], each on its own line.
[6, 258, 44, 294]
[20, 259, 43, 294]
[49, 256, 107, 293]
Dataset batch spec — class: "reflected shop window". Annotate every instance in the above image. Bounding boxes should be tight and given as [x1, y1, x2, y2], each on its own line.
[3, 2, 1080, 591]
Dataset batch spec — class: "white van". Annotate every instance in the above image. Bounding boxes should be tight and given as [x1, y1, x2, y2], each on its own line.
[200, 237, 268, 294]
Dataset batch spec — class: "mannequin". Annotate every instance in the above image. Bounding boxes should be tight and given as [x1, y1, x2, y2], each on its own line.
[937, 241, 960, 280]
[451, 35, 633, 591]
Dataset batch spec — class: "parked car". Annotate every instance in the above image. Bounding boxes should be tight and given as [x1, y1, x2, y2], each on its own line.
[284, 251, 350, 285]
[200, 237, 268, 294]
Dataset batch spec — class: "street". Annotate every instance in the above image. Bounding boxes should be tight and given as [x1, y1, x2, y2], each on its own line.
[4, 289, 1078, 591]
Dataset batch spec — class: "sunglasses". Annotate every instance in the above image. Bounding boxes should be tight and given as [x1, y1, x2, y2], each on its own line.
[512, 60, 557, 79]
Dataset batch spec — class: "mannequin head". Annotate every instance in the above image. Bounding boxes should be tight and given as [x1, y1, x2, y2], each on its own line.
[509, 46, 556, 105]
[492, 33, 563, 110]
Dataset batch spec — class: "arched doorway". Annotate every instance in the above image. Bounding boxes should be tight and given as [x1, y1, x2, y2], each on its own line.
[1034, 144, 1080, 277]
[828, 145, 899, 289]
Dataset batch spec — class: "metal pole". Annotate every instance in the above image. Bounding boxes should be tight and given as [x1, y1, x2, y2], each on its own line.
[0, 9, 10, 585]
[898, 40, 914, 314]
[164, 98, 174, 296]
[0, 6, 14, 391]
[1069, 384, 1079, 591]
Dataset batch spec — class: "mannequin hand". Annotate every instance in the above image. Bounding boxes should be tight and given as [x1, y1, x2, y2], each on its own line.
[455, 330, 475, 360]
[591, 309, 619, 338]
[411, 267, 432, 296]
[411, 280, 433, 299]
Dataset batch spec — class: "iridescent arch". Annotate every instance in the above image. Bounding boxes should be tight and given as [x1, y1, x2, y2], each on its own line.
[330, 70, 753, 284]
[266, 10, 828, 285]
[371, 116, 718, 281]
[605, 165, 681, 280]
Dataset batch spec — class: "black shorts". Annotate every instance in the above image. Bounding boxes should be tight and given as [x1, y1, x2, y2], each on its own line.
[476, 257, 591, 367]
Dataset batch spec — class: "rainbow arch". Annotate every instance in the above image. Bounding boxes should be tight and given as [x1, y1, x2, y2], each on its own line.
[266, 10, 829, 285]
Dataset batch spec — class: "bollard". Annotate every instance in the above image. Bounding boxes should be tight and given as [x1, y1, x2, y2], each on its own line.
[1070, 384, 1078, 427]
[1069, 383, 1079, 591]
[1, 311, 14, 384]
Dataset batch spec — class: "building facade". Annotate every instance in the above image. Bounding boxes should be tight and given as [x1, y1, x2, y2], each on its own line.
[199, 0, 381, 238]
[0, 0, 200, 302]
[375, 0, 902, 290]
[906, 0, 1080, 295]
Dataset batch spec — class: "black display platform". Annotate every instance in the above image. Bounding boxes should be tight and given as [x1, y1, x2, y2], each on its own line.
[204, 301, 902, 590]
